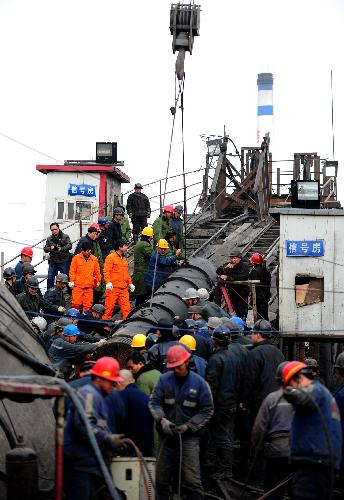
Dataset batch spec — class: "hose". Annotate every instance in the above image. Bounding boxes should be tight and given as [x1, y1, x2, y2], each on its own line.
[122, 438, 155, 500]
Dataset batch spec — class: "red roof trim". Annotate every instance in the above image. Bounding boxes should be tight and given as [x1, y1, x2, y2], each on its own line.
[36, 164, 130, 183]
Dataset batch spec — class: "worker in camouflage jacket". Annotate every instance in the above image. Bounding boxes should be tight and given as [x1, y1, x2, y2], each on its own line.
[132, 227, 154, 306]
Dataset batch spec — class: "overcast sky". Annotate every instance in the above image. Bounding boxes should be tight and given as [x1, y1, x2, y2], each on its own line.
[0, 0, 343, 273]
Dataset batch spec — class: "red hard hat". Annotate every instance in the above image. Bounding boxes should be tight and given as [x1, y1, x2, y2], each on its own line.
[89, 223, 101, 232]
[163, 205, 174, 213]
[90, 356, 123, 382]
[250, 252, 264, 265]
[166, 345, 191, 368]
[21, 247, 33, 258]
[281, 361, 307, 386]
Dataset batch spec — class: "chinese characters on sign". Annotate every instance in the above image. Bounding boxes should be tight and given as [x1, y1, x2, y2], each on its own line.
[68, 184, 96, 197]
[286, 240, 324, 257]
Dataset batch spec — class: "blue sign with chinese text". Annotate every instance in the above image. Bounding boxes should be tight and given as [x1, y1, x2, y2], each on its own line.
[68, 184, 96, 197]
[286, 240, 324, 257]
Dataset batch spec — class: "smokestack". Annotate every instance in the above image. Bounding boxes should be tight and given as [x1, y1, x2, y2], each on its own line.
[257, 72, 273, 146]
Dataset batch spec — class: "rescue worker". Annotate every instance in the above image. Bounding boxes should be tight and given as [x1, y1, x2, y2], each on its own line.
[217, 250, 250, 319]
[77, 304, 110, 338]
[74, 225, 99, 255]
[103, 239, 134, 320]
[48, 324, 104, 377]
[69, 241, 101, 312]
[64, 356, 125, 500]
[15, 246, 33, 292]
[334, 352, 344, 484]
[44, 222, 72, 290]
[207, 316, 222, 333]
[130, 334, 148, 355]
[145, 239, 181, 293]
[180, 334, 207, 378]
[43, 272, 69, 323]
[17, 276, 43, 318]
[165, 229, 178, 256]
[282, 360, 342, 500]
[42, 316, 72, 349]
[147, 318, 181, 372]
[305, 358, 320, 379]
[116, 369, 154, 457]
[3, 267, 20, 296]
[248, 252, 271, 321]
[126, 183, 151, 243]
[20, 264, 38, 295]
[149, 344, 214, 500]
[97, 216, 114, 260]
[152, 205, 174, 246]
[132, 226, 154, 306]
[88, 223, 105, 304]
[126, 352, 161, 396]
[197, 287, 232, 319]
[171, 204, 184, 253]
[185, 309, 212, 361]
[244, 320, 284, 424]
[251, 362, 294, 500]
[108, 207, 124, 246]
[205, 327, 241, 480]
[118, 205, 132, 243]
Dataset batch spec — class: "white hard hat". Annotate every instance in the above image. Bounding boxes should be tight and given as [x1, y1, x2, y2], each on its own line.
[197, 288, 209, 300]
[31, 316, 47, 332]
[182, 288, 199, 300]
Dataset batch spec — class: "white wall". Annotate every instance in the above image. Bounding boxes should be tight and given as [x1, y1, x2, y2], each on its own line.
[44, 171, 100, 252]
[279, 210, 344, 334]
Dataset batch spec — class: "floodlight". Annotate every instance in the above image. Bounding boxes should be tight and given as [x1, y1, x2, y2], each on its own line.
[96, 142, 117, 164]
[291, 180, 320, 209]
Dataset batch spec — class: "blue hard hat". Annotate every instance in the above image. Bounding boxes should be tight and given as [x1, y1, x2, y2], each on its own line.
[98, 216, 108, 225]
[63, 324, 80, 336]
[66, 308, 81, 319]
[230, 316, 245, 330]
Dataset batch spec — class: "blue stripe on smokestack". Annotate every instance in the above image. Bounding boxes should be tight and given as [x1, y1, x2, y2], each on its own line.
[258, 84, 273, 91]
[258, 105, 273, 116]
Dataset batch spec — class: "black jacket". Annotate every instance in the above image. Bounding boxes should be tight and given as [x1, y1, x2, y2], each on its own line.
[98, 226, 114, 259]
[217, 259, 250, 297]
[5, 281, 21, 296]
[244, 340, 284, 412]
[206, 347, 241, 409]
[44, 230, 72, 264]
[17, 291, 44, 318]
[147, 338, 181, 373]
[108, 220, 122, 245]
[126, 192, 151, 217]
[77, 311, 110, 338]
[249, 265, 271, 302]
[74, 234, 94, 255]
[43, 287, 68, 323]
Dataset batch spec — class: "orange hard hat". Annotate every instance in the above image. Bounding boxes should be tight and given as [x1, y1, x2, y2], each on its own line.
[166, 345, 191, 368]
[21, 247, 33, 258]
[90, 356, 123, 382]
[163, 205, 174, 213]
[249, 252, 264, 265]
[281, 361, 307, 386]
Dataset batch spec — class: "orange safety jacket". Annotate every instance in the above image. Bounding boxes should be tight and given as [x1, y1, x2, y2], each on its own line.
[69, 253, 101, 288]
[103, 251, 131, 289]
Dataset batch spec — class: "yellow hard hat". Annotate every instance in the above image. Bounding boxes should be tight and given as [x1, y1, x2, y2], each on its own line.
[131, 334, 147, 348]
[156, 239, 169, 249]
[141, 227, 154, 237]
[179, 335, 196, 351]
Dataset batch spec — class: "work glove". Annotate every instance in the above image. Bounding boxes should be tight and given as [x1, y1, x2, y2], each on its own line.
[108, 433, 126, 449]
[96, 339, 107, 346]
[128, 284, 135, 293]
[160, 418, 175, 435]
[69, 282, 75, 289]
[175, 424, 188, 434]
[106, 282, 113, 291]
[57, 306, 66, 313]
[96, 282, 100, 287]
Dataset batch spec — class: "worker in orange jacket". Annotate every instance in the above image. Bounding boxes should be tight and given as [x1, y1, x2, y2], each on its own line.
[69, 241, 101, 312]
[103, 239, 134, 320]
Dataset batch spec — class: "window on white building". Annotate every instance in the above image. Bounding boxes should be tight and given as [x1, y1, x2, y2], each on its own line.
[55, 200, 94, 221]
[295, 274, 324, 307]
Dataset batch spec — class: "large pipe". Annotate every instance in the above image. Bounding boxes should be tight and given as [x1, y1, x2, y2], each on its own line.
[96, 258, 217, 364]
[0, 284, 55, 498]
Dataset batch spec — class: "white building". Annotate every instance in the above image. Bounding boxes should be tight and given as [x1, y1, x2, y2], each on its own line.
[36, 162, 130, 250]
[270, 208, 344, 336]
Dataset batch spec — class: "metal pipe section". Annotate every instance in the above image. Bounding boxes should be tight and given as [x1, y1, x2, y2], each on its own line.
[97, 258, 217, 363]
